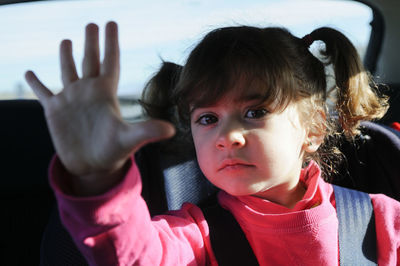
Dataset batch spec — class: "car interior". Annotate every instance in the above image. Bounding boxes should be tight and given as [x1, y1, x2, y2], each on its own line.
[1, 0, 399, 265]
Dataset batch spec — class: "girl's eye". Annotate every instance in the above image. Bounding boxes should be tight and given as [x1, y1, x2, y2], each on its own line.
[196, 114, 218, 125]
[245, 108, 268, 119]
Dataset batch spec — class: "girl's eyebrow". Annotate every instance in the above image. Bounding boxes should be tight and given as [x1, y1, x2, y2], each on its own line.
[189, 105, 204, 117]
[232, 93, 268, 107]
[239, 93, 265, 103]
[189, 93, 266, 115]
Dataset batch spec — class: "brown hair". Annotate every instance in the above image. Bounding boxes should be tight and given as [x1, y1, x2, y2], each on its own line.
[141, 26, 388, 178]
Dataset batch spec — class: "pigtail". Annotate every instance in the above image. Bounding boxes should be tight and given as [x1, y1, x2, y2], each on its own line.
[140, 61, 195, 154]
[310, 27, 388, 137]
[140, 61, 182, 123]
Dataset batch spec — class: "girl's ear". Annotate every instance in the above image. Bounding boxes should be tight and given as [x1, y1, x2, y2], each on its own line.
[303, 109, 326, 153]
[303, 133, 325, 153]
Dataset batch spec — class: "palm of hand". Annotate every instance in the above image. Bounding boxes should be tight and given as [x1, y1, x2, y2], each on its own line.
[25, 22, 175, 182]
[44, 76, 127, 176]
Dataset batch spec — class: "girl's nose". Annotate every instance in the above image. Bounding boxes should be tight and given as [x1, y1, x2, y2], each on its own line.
[216, 128, 246, 150]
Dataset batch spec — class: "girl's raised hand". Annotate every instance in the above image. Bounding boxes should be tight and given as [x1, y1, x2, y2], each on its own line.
[25, 22, 175, 195]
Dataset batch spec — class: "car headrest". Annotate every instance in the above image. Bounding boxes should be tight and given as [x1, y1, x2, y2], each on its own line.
[333, 121, 400, 201]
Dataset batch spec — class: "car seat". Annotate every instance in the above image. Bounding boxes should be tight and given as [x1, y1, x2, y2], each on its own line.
[1, 99, 399, 265]
[333, 121, 400, 201]
[0, 100, 54, 265]
[378, 83, 400, 126]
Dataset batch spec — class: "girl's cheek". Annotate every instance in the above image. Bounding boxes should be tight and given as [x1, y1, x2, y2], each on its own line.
[192, 132, 205, 155]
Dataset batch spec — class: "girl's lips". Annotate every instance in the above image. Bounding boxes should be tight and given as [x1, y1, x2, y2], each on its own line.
[218, 159, 254, 171]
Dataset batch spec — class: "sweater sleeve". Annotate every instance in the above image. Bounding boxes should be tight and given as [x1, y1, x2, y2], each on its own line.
[49, 155, 216, 266]
[370, 194, 400, 265]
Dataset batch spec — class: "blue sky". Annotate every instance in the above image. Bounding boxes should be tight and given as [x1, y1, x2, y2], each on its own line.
[0, 0, 372, 98]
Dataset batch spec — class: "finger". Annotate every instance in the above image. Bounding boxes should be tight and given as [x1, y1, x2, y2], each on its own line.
[82, 23, 100, 78]
[120, 120, 176, 152]
[101, 21, 120, 79]
[25, 71, 53, 103]
[60, 40, 78, 86]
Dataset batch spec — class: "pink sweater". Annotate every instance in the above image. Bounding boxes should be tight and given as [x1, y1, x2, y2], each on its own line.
[50, 157, 400, 265]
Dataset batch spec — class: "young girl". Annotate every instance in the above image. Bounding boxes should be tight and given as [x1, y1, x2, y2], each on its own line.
[26, 22, 399, 265]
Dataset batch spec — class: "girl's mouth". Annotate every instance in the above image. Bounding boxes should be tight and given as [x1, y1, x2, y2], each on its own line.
[218, 159, 254, 171]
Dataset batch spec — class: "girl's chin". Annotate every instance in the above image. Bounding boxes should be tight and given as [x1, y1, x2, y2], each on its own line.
[207, 173, 270, 196]
[221, 186, 266, 197]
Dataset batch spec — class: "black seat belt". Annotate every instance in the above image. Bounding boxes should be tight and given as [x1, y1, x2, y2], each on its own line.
[201, 197, 259, 266]
[203, 185, 377, 265]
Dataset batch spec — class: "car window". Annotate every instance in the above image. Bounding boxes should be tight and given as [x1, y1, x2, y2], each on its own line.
[0, 0, 372, 107]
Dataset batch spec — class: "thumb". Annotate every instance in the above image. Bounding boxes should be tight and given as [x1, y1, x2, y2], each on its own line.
[120, 119, 176, 152]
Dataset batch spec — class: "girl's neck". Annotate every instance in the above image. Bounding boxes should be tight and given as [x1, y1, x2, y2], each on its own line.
[253, 180, 307, 209]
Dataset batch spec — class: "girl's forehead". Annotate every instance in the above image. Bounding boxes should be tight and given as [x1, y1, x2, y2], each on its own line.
[193, 84, 274, 109]
[221, 90, 266, 105]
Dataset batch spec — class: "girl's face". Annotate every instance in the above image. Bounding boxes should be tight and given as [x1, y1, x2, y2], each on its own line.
[190, 90, 310, 207]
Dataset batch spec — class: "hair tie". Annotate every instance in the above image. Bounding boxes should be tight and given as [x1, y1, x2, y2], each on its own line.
[302, 34, 314, 48]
